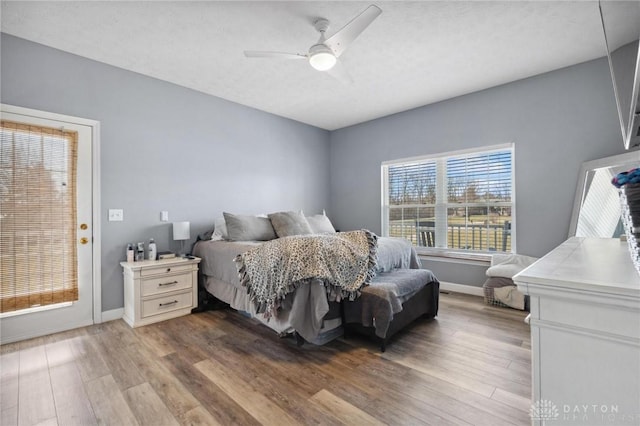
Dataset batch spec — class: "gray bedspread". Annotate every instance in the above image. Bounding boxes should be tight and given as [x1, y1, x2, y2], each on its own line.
[376, 236, 421, 271]
[344, 268, 439, 338]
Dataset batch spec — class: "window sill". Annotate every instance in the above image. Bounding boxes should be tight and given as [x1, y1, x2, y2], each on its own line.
[0, 301, 73, 319]
[417, 249, 494, 266]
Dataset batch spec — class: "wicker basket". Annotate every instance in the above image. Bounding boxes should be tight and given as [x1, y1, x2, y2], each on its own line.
[619, 183, 640, 274]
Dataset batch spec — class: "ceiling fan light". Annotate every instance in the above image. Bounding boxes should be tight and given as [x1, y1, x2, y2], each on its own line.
[309, 51, 336, 71]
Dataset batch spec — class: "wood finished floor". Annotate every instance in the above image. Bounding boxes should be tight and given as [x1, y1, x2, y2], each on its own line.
[0, 292, 531, 426]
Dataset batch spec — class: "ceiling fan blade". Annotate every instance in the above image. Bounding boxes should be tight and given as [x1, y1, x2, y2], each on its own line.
[324, 5, 382, 58]
[244, 51, 307, 59]
[327, 60, 354, 85]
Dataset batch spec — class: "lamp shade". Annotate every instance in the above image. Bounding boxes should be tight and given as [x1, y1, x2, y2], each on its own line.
[172, 221, 190, 241]
[308, 44, 336, 71]
[309, 52, 336, 71]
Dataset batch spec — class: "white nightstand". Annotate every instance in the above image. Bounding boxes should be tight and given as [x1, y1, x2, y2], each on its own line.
[120, 256, 201, 327]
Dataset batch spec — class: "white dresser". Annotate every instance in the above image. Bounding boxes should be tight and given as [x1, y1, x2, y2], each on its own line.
[514, 237, 640, 425]
[120, 257, 200, 327]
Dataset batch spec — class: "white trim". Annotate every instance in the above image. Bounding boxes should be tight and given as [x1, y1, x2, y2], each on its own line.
[91, 120, 102, 323]
[0, 317, 94, 345]
[0, 302, 73, 319]
[419, 252, 491, 265]
[509, 143, 517, 252]
[439, 281, 485, 297]
[382, 142, 515, 257]
[101, 308, 124, 322]
[381, 142, 513, 166]
[0, 103, 102, 329]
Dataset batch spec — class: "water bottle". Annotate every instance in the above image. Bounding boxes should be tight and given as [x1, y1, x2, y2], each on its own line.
[126, 243, 134, 262]
[148, 238, 157, 261]
[135, 242, 145, 262]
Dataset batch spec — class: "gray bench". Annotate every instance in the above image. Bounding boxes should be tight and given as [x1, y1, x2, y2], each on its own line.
[342, 268, 439, 352]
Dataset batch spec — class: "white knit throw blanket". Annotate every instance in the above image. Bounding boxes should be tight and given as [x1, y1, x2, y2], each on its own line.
[235, 230, 378, 318]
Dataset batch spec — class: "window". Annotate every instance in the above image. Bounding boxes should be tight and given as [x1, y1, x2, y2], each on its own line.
[382, 144, 514, 256]
[0, 120, 79, 313]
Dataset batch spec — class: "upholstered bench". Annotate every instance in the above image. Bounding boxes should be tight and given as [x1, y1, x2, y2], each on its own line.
[342, 268, 439, 352]
[482, 253, 537, 311]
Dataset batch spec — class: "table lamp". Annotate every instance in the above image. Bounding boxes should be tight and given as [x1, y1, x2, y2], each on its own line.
[172, 221, 190, 257]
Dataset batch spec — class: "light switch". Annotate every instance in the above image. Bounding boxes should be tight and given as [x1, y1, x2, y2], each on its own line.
[108, 209, 124, 222]
[161, 211, 169, 222]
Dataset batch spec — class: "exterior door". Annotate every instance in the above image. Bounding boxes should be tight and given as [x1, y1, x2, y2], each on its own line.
[0, 106, 96, 343]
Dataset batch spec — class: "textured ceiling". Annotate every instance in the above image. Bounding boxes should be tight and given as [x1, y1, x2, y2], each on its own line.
[0, 1, 618, 130]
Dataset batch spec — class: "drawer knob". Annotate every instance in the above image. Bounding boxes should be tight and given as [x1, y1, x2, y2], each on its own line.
[159, 300, 178, 307]
[166, 268, 171, 272]
[159, 281, 178, 287]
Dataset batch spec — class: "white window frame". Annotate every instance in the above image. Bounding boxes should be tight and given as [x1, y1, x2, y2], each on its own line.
[381, 143, 516, 261]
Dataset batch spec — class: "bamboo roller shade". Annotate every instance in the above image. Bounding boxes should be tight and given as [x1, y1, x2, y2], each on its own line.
[0, 120, 79, 313]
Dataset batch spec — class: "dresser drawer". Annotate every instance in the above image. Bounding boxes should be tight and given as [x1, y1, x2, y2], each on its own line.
[142, 291, 193, 318]
[141, 273, 192, 297]
[140, 263, 193, 277]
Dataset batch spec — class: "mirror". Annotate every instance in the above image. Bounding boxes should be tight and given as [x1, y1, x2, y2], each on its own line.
[599, 0, 640, 149]
[569, 151, 640, 237]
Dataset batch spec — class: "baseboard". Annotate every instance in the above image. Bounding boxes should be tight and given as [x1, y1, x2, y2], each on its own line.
[439, 281, 484, 297]
[101, 308, 124, 322]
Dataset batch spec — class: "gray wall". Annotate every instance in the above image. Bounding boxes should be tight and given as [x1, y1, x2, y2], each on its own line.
[1, 34, 331, 311]
[1, 33, 631, 298]
[329, 58, 626, 286]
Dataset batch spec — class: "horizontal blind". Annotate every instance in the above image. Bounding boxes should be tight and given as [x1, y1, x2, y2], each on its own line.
[383, 144, 514, 253]
[388, 162, 437, 205]
[576, 168, 621, 237]
[0, 120, 79, 313]
[447, 150, 512, 203]
[386, 161, 437, 245]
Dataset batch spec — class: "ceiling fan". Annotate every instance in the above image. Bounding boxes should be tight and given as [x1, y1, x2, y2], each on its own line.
[244, 4, 382, 83]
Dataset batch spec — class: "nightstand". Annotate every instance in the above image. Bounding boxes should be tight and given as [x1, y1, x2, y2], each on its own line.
[120, 256, 201, 327]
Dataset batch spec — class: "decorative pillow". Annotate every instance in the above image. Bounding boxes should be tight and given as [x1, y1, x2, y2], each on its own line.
[486, 253, 538, 278]
[211, 217, 228, 241]
[223, 212, 277, 241]
[306, 214, 336, 234]
[268, 211, 313, 238]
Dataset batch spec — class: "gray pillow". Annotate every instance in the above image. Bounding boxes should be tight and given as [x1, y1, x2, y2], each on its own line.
[306, 214, 336, 233]
[268, 211, 313, 238]
[223, 212, 277, 241]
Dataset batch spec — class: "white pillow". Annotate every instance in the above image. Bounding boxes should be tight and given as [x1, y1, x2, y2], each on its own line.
[486, 254, 538, 278]
[210, 217, 228, 241]
[306, 213, 336, 234]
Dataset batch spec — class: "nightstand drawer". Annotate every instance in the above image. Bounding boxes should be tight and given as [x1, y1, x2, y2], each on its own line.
[140, 263, 193, 277]
[142, 273, 192, 297]
[142, 291, 193, 318]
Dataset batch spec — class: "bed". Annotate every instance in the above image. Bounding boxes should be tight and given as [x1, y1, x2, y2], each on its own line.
[191, 211, 438, 345]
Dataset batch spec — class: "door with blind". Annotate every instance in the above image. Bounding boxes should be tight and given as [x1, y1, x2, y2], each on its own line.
[0, 107, 96, 343]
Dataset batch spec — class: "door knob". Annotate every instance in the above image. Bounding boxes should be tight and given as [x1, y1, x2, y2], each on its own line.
[80, 223, 88, 230]
[80, 237, 89, 244]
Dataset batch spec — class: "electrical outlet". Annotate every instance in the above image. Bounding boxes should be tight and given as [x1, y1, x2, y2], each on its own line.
[161, 211, 169, 222]
[108, 209, 124, 221]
